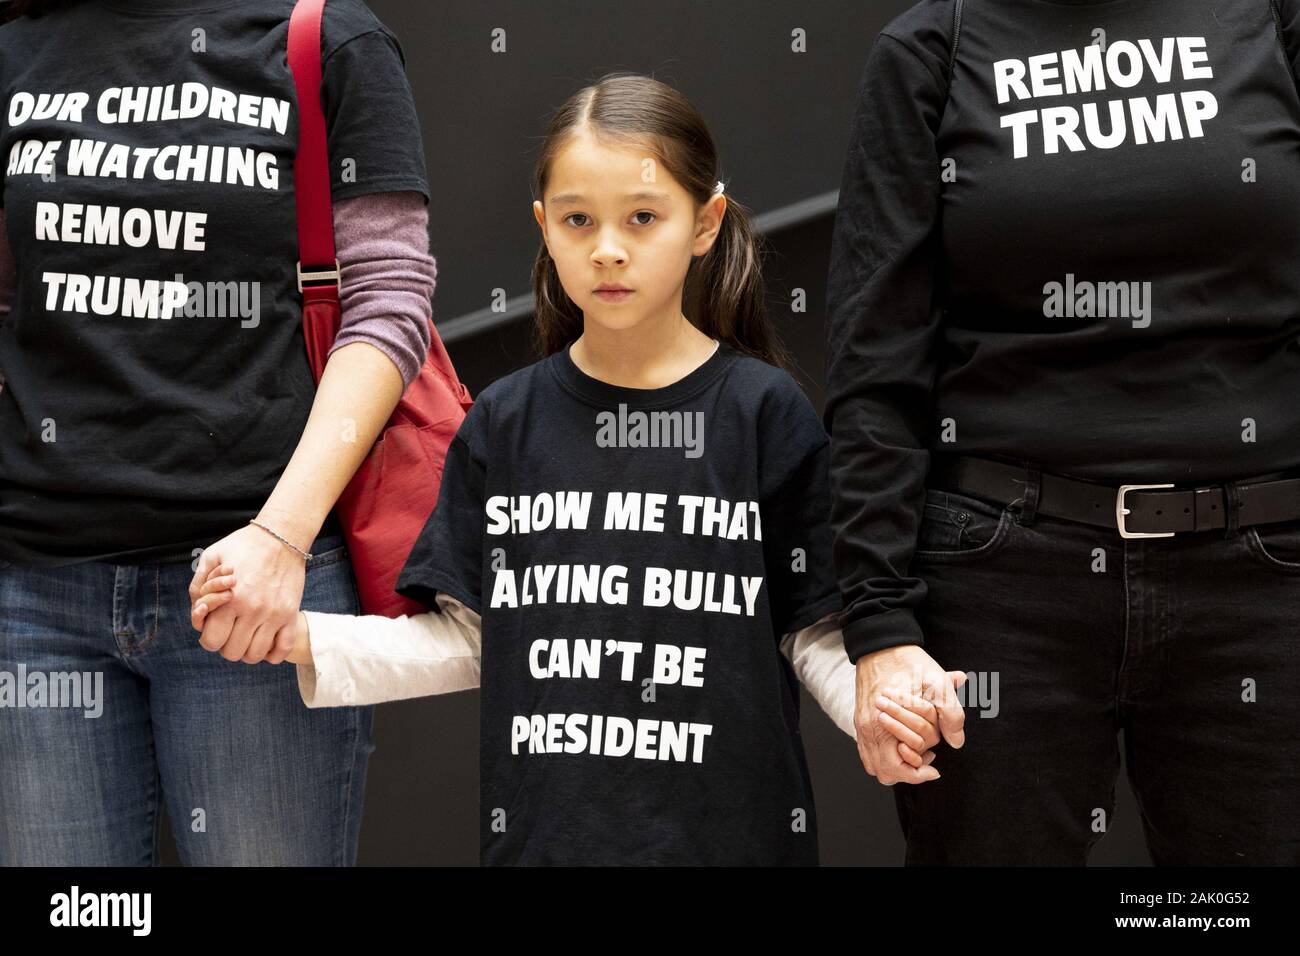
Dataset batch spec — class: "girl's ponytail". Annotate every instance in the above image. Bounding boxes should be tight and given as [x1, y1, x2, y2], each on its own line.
[687, 187, 793, 374]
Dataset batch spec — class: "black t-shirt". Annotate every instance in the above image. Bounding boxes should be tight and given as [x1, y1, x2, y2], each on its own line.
[0, 0, 429, 565]
[825, 0, 1300, 659]
[395, 341, 843, 865]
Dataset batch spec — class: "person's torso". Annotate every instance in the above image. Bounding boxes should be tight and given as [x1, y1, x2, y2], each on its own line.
[931, 0, 1300, 481]
[471, 347, 820, 866]
[0, 0, 374, 563]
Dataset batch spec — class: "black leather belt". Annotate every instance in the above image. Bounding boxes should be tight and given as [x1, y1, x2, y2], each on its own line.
[929, 455, 1300, 538]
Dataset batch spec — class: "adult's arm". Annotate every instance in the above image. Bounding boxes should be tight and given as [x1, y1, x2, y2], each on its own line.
[824, 32, 948, 664]
[191, 191, 437, 665]
[249, 189, 436, 549]
[329, 190, 435, 388]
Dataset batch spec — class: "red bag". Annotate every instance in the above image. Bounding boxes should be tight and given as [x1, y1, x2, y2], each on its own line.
[287, 0, 472, 616]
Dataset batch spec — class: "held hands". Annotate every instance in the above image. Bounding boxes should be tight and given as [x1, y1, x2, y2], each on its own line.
[854, 645, 967, 786]
[187, 522, 310, 665]
[192, 571, 311, 665]
[191, 564, 958, 782]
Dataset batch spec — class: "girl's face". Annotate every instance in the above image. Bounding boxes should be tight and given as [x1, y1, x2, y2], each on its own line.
[533, 130, 725, 333]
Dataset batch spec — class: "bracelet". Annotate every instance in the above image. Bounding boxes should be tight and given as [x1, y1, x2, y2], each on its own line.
[248, 519, 313, 563]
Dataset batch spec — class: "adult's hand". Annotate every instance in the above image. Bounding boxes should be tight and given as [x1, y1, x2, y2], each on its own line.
[189, 522, 309, 665]
[854, 643, 966, 785]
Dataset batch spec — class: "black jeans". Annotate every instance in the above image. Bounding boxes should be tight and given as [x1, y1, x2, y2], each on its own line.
[894, 468, 1300, 865]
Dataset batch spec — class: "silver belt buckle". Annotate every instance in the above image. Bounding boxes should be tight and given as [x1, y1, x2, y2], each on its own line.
[1115, 483, 1176, 538]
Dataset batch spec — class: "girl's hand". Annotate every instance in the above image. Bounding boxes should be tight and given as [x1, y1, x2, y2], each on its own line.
[874, 684, 957, 769]
[191, 565, 311, 667]
[188, 523, 310, 665]
[190, 563, 237, 629]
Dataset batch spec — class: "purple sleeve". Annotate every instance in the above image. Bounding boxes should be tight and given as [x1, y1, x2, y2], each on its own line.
[329, 190, 436, 388]
[0, 209, 12, 393]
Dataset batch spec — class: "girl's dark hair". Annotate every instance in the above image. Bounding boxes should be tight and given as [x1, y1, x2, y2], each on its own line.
[530, 71, 793, 374]
[4, 0, 81, 21]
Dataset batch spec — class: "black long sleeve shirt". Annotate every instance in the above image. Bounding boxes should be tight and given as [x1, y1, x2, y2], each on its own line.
[825, 0, 1300, 661]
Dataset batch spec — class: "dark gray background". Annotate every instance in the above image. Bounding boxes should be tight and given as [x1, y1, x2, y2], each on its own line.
[174, 0, 1153, 865]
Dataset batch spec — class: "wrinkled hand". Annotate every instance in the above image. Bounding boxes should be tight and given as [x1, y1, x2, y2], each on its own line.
[193, 569, 312, 665]
[188, 523, 309, 665]
[854, 644, 966, 786]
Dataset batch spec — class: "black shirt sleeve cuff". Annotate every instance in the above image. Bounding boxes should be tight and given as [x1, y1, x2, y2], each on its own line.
[841, 607, 924, 663]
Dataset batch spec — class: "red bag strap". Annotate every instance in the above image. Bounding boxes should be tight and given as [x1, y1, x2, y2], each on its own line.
[288, 0, 339, 302]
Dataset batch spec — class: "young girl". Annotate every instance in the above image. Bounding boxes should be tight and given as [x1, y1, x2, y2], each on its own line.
[193, 72, 940, 865]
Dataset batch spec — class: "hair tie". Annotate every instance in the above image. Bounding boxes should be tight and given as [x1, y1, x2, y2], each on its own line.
[713, 180, 725, 196]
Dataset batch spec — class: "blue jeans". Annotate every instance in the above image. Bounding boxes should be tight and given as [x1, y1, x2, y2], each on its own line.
[0, 532, 375, 865]
[894, 470, 1300, 865]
